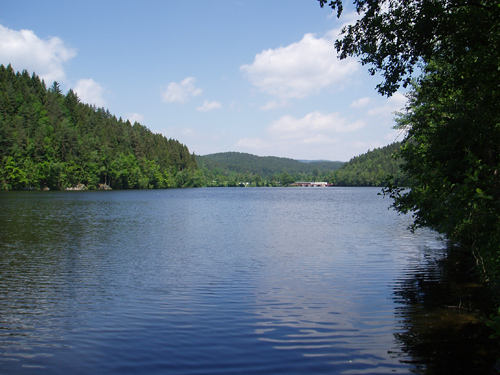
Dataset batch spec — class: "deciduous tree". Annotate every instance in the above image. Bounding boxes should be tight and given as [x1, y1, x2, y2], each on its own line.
[319, 0, 500, 278]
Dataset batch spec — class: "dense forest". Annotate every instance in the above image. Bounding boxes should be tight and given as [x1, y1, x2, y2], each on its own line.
[197, 152, 344, 186]
[329, 142, 406, 186]
[0, 64, 406, 190]
[197, 152, 343, 178]
[197, 144, 404, 187]
[0, 65, 198, 190]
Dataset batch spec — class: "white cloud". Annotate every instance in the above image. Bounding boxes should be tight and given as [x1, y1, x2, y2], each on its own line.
[350, 97, 371, 108]
[197, 100, 221, 112]
[240, 32, 358, 100]
[0, 24, 76, 83]
[161, 77, 202, 103]
[268, 111, 365, 140]
[74, 78, 106, 107]
[235, 111, 366, 160]
[126, 113, 145, 124]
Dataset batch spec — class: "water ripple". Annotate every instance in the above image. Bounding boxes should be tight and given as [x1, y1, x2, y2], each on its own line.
[0, 188, 445, 374]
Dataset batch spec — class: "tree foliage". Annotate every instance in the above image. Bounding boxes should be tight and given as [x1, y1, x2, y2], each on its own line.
[332, 142, 406, 186]
[197, 148, 402, 187]
[0, 65, 198, 190]
[389, 56, 500, 278]
[319, 0, 500, 280]
[197, 152, 343, 179]
[319, 0, 500, 96]
[198, 151, 347, 187]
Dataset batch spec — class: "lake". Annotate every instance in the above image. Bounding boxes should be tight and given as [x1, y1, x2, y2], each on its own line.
[0, 187, 448, 374]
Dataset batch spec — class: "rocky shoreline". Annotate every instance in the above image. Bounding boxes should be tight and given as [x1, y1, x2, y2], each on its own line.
[65, 183, 112, 191]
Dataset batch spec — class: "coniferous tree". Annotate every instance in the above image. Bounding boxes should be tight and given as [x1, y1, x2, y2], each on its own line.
[0, 65, 198, 190]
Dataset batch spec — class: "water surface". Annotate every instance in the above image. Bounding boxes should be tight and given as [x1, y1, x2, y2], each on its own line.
[0, 187, 446, 374]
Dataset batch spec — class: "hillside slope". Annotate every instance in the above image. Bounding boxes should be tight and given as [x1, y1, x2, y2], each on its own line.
[197, 152, 343, 179]
[0, 65, 198, 190]
[197, 145, 404, 187]
[330, 142, 406, 186]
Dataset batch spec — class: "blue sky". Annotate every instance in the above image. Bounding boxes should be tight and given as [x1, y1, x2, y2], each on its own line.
[1, 1, 407, 162]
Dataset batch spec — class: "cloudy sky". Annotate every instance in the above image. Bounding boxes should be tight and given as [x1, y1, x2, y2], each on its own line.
[1, 1, 407, 162]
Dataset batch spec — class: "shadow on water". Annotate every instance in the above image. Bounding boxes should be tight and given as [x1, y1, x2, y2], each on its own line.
[391, 246, 500, 374]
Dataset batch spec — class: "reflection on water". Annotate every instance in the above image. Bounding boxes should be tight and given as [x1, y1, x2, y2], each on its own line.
[392, 247, 498, 374]
[0, 188, 492, 374]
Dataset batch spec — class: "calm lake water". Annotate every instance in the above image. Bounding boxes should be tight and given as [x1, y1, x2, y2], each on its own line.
[0, 187, 448, 374]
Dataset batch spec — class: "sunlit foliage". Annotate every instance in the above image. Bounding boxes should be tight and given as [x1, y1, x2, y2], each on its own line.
[0, 65, 198, 190]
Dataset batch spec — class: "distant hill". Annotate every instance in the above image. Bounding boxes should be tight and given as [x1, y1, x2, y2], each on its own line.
[331, 142, 406, 186]
[197, 152, 344, 179]
[197, 146, 406, 187]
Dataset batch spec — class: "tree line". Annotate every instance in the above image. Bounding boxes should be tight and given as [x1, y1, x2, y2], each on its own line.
[197, 144, 405, 187]
[197, 151, 342, 186]
[329, 143, 406, 186]
[0, 65, 408, 192]
[0, 63, 406, 191]
[0, 65, 198, 190]
[197, 152, 344, 178]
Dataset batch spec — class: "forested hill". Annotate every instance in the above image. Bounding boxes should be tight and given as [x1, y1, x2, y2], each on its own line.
[197, 152, 344, 178]
[0, 65, 402, 190]
[197, 146, 403, 187]
[331, 142, 406, 186]
[0, 65, 198, 190]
